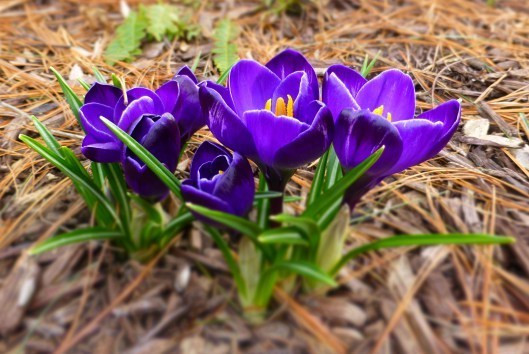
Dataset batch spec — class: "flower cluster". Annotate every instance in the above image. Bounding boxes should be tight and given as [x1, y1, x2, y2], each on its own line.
[27, 48, 503, 317]
[78, 49, 460, 215]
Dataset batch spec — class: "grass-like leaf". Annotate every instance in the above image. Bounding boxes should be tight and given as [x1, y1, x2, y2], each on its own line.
[20, 135, 118, 224]
[306, 150, 329, 207]
[360, 51, 380, 77]
[258, 227, 309, 246]
[205, 226, 247, 298]
[267, 261, 336, 286]
[212, 19, 238, 75]
[324, 146, 342, 191]
[304, 147, 384, 221]
[29, 227, 122, 255]
[101, 117, 182, 199]
[92, 66, 106, 83]
[331, 233, 515, 275]
[104, 10, 148, 65]
[28, 115, 61, 155]
[50, 67, 83, 125]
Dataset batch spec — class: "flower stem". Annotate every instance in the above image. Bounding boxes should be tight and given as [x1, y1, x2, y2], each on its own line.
[261, 166, 294, 218]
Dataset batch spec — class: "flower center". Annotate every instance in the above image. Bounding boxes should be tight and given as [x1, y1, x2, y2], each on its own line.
[373, 105, 392, 122]
[265, 95, 294, 117]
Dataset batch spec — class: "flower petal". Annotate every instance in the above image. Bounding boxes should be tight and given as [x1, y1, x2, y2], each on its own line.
[271, 71, 304, 109]
[123, 157, 171, 201]
[243, 109, 308, 166]
[334, 109, 403, 176]
[155, 80, 180, 113]
[389, 118, 444, 174]
[175, 65, 198, 84]
[325, 64, 367, 97]
[118, 96, 159, 134]
[84, 82, 122, 108]
[172, 75, 205, 141]
[113, 87, 164, 122]
[201, 80, 235, 110]
[273, 101, 334, 169]
[200, 86, 257, 158]
[182, 181, 234, 216]
[213, 152, 255, 216]
[190, 141, 231, 180]
[228, 59, 280, 116]
[322, 72, 360, 122]
[79, 103, 116, 140]
[265, 48, 319, 99]
[418, 99, 461, 152]
[81, 135, 122, 163]
[355, 69, 415, 122]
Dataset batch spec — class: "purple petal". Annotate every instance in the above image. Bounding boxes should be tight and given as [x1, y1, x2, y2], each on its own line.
[200, 86, 257, 158]
[182, 181, 234, 217]
[201, 80, 235, 110]
[334, 109, 403, 176]
[212, 152, 255, 216]
[355, 69, 416, 122]
[228, 59, 280, 116]
[155, 80, 180, 113]
[418, 99, 461, 152]
[81, 135, 122, 163]
[389, 118, 444, 174]
[137, 113, 180, 172]
[118, 96, 159, 134]
[79, 103, 115, 140]
[172, 75, 204, 141]
[265, 48, 319, 99]
[322, 72, 360, 122]
[175, 66, 198, 84]
[123, 156, 171, 201]
[113, 87, 164, 123]
[190, 141, 231, 180]
[325, 64, 367, 97]
[273, 101, 334, 169]
[84, 82, 122, 108]
[271, 71, 304, 111]
[243, 109, 308, 167]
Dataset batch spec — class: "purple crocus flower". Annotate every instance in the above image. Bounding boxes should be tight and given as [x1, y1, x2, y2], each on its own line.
[122, 111, 180, 201]
[199, 49, 333, 195]
[181, 141, 255, 218]
[79, 66, 205, 163]
[324, 67, 461, 207]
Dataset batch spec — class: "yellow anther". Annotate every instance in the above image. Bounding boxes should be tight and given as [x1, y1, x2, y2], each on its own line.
[218, 170, 224, 175]
[286, 94, 294, 117]
[387, 112, 392, 122]
[265, 99, 272, 111]
[373, 105, 384, 116]
[275, 97, 287, 116]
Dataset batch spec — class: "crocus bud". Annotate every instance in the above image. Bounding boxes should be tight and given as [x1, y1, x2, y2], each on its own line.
[181, 141, 255, 219]
[122, 111, 180, 201]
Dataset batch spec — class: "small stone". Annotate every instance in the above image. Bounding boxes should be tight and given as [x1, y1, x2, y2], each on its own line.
[463, 118, 489, 138]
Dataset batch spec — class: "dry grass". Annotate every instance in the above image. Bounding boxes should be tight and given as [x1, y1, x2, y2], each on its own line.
[1, 0, 529, 352]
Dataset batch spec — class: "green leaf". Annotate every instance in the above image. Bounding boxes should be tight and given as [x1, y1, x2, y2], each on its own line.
[360, 51, 380, 77]
[50, 67, 83, 125]
[304, 146, 384, 221]
[29, 227, 122, 255]
[78, 79, 91, 91]
[258, 227, 309, 246]
[185, 203, 261, 239]
[144, 4, 180, 41]
[212, 19, 239, 75]
[324, 146, 342, 191]
[158, 210, 194, 245]
[28, 115, 61, 155]
[255, 190, 283, 201]
[92, 66, 106, 83]
[256, 174, 271, 229]
[267, 261, 336, 286]
[307, 151, 329, 207]
[185, 203, 273, 260]
[215, 63, 233, 85]
[111, 73, 123, 89]
[331, 233, 515, 275]
[104, 10, 148, 65]
[104, 163, 131, 225]
[101, 117, 182, 199]
[20, 135, 118, 224]
[205, 226, 247, 297]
